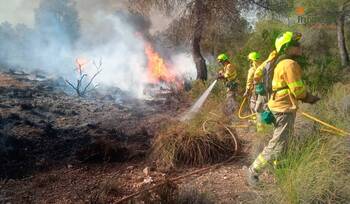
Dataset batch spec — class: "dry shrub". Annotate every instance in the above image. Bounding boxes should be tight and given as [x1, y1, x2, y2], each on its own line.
[151, 80, 239, 169]
[151, 114, 239, 169]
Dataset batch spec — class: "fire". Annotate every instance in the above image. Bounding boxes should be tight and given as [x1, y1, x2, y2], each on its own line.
[144, 43, 179, 85]
[75, 57, 89, 74]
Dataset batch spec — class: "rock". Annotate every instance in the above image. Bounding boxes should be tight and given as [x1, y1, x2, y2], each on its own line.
[126, 166, 134, 170]
[143, 176, 153, 184]
[143, 167, 150, 176]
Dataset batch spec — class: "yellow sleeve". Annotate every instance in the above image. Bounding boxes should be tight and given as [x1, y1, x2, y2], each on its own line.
[246, 67, 255, 91]
[254, 50, 278, 82]
[253, 61, 265, 82]
[284, 61, 307, 99]
[224, 63, 237, 81]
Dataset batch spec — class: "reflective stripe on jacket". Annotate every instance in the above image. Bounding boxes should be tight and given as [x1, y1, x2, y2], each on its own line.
[268, 59, 307, 112]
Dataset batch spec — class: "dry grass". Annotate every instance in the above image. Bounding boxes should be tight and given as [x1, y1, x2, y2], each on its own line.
[151, 118, 239, 169]
[151, 80, 240, 169]
[258, 83, 350, 204]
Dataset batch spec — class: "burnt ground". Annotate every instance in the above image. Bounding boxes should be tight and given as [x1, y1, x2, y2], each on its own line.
[0, 71, 263, 203]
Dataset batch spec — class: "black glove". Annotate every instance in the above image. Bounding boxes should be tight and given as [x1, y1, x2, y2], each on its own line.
[301, 92, 320, 104]
[217, 73, 224, 80]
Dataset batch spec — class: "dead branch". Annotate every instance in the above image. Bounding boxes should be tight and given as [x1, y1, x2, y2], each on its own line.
[65, 58, 103, 97]
[81, 59, 103, 95]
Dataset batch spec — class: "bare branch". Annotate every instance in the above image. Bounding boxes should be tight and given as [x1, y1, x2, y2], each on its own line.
[81, 69, 102, 95]
[65, 80, 77, 90]
[80, 59, 103, 95]
[65, 59, 102, 97]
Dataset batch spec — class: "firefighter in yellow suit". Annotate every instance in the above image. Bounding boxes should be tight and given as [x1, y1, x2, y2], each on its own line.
[245, 32, 320, 186]
[243, 52, 261, 112]
[217, 53, 238, 117]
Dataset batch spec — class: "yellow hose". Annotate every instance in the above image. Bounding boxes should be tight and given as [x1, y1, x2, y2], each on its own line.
[288, 92, 349, 136]
[238, 97, 256, 119]
[301, 111, 349, 136]
[237, 98, 349, 137]
[320, 128, 347, 137]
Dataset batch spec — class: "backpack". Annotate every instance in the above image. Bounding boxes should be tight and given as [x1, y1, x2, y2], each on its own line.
[255, 57, 278, 100]
[256, 55, 286, 125]
[262, 58, 278, 100]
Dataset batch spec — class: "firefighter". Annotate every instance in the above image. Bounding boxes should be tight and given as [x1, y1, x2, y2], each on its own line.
[217, 53, 238, 117]
[244, 31, 320, 186]
[243, 51, 261, 113]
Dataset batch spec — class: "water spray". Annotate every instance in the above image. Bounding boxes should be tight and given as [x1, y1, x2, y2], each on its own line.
[180, 80, 218, 121]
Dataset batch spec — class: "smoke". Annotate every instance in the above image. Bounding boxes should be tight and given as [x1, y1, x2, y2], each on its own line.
[170, 53, 197, 81]
[0, 0, 196, 98]
[0, 0, 40, 26]
[76, 11, 147, 97]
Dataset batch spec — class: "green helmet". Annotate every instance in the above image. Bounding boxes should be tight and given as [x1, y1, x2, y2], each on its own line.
[217, 53, 229, 62]
[275, 31, 302, 53]
[248, 52, 261, 61]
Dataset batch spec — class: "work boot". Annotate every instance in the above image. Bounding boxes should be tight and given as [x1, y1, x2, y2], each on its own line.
[243, 166, 259, 187]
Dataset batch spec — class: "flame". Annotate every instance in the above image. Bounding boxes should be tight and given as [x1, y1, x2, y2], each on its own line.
[75, 57, 89, 73]
[144, 43, 179, 84]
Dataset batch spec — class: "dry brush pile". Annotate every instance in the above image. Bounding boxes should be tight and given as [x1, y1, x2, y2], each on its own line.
[150, 80, 240, 170]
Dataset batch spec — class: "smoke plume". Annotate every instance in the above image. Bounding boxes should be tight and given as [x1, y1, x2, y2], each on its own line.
[0, 0, 196, 98]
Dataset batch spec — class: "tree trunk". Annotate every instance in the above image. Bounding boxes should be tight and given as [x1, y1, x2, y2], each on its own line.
[192, 0, 207, 80]
[336, 11, 349, 67]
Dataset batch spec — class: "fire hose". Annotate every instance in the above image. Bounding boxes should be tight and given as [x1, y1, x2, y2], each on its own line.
[238, 97, 350, 137]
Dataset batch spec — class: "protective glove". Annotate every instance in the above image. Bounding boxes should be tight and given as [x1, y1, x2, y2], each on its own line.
[301, 92, 320, 104]
[217, 72, 225, 80]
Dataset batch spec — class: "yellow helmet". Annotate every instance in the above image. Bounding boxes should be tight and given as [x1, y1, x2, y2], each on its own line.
[217, 53, 229, 62]
[248, 52, 261, 61]
[275, 31, 302, 53]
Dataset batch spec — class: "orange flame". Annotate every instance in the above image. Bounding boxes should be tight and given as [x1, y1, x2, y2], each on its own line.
[144, 43, 178, 84]
[75, 57, 89, 74]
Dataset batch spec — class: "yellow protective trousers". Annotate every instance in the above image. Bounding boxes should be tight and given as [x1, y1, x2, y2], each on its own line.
[250, 111, 296, 174]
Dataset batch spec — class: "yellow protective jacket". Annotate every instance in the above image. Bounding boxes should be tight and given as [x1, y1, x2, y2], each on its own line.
[254, 50, 278, 83]
[267, 59, 307, 113]
[246, 61, 261, 92]
[220, 62, 237, 82]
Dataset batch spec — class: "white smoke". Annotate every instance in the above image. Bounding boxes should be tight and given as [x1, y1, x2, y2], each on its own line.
[170, 53, 197, 80]
[0, 0, 197, 98]
[75, 12, 147, 98]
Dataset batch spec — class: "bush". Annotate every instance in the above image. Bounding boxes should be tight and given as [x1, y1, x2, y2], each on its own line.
[151, 80, 239, 169]
[151, 120, 238, 169]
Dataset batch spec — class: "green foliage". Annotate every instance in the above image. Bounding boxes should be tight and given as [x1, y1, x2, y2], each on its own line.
[302, 57, 342, 92]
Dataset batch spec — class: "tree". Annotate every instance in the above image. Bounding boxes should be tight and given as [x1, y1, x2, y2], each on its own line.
[35, 0, 80, 48]
[129, 0, 246, 80]
[300, 0, 350, 67]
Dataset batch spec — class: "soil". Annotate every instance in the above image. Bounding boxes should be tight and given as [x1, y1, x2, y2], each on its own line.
[0, 71, 262, 204]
